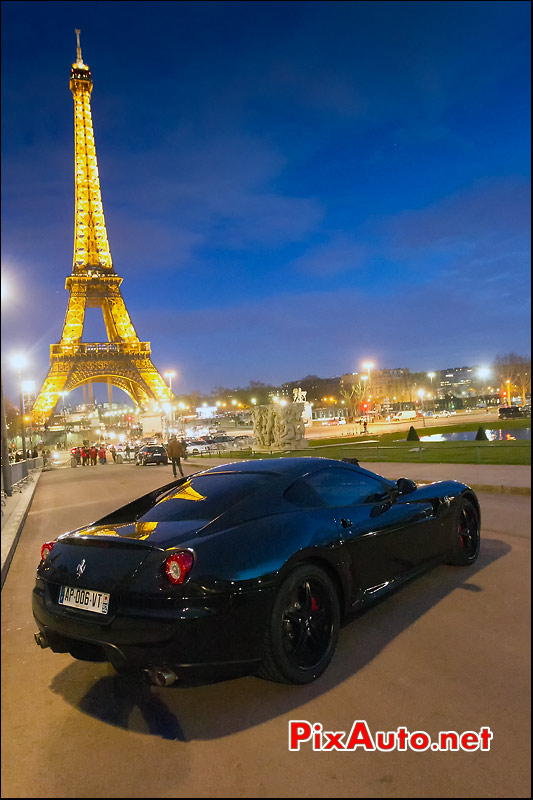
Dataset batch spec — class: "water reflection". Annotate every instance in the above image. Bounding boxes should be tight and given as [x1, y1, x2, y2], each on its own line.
[419, 428, 531, 442]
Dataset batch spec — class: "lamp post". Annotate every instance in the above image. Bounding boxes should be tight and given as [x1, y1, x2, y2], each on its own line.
[59, 391, 68, 449]
[1, 372, 12, 496]
[505, 380, 511, 407]
[363, 362, 374, 386]
[1, 283, 13, 493]
[22, 380, 35, 448]
[10, 354, 28, 458]
[418, 389, 426, 427]
[164, 371, 176, 431]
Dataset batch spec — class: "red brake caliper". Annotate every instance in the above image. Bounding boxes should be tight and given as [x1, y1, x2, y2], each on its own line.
[459, 517, 465, 548]
[311, 597, 319, 611]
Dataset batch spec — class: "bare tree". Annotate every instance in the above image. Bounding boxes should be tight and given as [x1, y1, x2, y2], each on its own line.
[340, 381, 366, 421]
[493, 354, 531, 405]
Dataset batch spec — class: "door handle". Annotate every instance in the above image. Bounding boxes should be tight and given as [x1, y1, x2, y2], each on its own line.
[340, 518, 353, 528]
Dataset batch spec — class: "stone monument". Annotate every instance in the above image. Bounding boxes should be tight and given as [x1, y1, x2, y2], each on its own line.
[252, 402, 308, 452]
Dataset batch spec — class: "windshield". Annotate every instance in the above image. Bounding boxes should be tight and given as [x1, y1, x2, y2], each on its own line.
[138, 472, 275, 523]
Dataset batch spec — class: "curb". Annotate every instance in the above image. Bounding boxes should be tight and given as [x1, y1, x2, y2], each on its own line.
[1, 471, 42, 590]
[463, 483, 530, 496]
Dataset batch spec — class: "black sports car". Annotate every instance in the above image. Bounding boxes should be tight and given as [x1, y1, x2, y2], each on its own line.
[33, 457, 480, 686]
[135, 445, 168, 466]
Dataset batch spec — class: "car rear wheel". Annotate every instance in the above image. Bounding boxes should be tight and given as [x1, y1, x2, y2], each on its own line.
[447, 498, 480, 565]
[258, 564, 340, 684]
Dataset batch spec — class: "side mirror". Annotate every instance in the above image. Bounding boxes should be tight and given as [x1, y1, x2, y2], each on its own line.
[396, 477, 417, 495]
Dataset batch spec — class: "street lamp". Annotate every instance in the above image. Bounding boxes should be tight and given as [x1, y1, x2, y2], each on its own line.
[22, 379, 35, 447]
[418, 389, 426, 426]
[164, 371, 176, 430]
[362, 362, 374, 382]
[59, 391, 68, 449]
[10, 354, 28, 458]
[1, 283, 13, 494]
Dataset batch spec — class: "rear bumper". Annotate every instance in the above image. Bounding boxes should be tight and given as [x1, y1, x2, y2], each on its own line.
[32, 579, 274, 678]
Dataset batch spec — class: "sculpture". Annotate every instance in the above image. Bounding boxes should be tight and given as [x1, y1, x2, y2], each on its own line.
[252, 403, 308, 452]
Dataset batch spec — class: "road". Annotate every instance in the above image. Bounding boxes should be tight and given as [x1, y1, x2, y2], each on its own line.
[306, 409, 502, 439]
[1, 463, 530, 798]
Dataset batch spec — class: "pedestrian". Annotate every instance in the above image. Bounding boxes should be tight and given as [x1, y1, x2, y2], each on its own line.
[166, 435, 184, 478]
[98, 445, 107, 465]
[75, 447, 81, 465]
[89, 445, 97, 466]
[32, 446, 38, 458]
[125, 443, 131, 462]
[180, 437, 188, 460]
[80, 446, 88, 466]
[363, 419, 368, 434]
[110, 444, 117, 463]
[41, 448, 48, 467]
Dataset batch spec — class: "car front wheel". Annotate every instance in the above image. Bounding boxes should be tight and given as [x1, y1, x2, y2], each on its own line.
[447, 498, 480, 565]
[258, 564, 340, 684]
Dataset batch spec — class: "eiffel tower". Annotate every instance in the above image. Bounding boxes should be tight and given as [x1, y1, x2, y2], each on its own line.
[32, 31, 171, 425]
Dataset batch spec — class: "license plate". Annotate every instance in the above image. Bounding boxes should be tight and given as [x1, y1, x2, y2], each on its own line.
[58, 585, 110, 615]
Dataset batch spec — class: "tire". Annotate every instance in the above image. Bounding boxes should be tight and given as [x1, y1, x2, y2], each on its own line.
[257, 564, 340, 684]
[447, 498, 480, 566]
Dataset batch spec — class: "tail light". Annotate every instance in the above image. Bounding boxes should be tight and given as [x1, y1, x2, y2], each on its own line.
[41, 541, 55, 561]
[164, 551, 194, 585]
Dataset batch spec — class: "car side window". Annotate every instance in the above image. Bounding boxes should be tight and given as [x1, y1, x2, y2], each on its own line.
[305, 468, 388, 507]
[284, 478, 326, 508]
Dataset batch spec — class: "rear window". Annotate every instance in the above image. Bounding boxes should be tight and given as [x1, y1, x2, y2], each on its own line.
[138, 472, 275, 523]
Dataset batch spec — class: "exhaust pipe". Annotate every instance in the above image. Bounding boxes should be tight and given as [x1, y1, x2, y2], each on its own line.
[141, 667, 178, 687]
[34, 632, 49, 649]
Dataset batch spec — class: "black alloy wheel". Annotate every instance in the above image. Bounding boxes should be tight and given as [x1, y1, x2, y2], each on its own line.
[258, 564, 340, 684]
[447, 498, 480, 565]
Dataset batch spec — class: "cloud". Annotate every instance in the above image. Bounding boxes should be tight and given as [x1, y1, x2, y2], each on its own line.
[290, 236, 369, 276]
[135, 274, 530, 392]
[387, 177, 531, 250]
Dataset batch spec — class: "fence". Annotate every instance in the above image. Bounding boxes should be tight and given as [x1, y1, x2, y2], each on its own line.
[1, 457, 43, 496]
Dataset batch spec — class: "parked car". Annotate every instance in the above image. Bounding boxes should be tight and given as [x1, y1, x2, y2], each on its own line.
[186, 439, 213, 455]
[498, 406, 524, 419]
[206, 435, 238, 450]
[391, 410, 417, 422]
[233, 435, 254, 446]
[135, 445, 168, 466]
[33, 457, 480, 686]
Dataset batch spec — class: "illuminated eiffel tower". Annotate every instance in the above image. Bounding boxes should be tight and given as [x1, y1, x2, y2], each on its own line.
[32, 31, 171, 425]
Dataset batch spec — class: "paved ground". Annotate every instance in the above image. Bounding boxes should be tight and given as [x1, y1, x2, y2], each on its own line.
[1, 462, 530, 798]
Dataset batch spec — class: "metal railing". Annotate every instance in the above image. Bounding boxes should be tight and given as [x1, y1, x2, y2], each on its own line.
[1, 457, 43, 498]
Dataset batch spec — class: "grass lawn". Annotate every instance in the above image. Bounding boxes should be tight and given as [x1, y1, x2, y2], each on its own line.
[213, 417, 531, 466]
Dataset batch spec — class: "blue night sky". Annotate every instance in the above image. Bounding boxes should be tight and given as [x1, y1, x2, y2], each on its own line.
[1, 0, 531, 404]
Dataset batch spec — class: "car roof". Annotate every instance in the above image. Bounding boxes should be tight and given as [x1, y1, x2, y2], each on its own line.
[199, 456, 363, 478]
